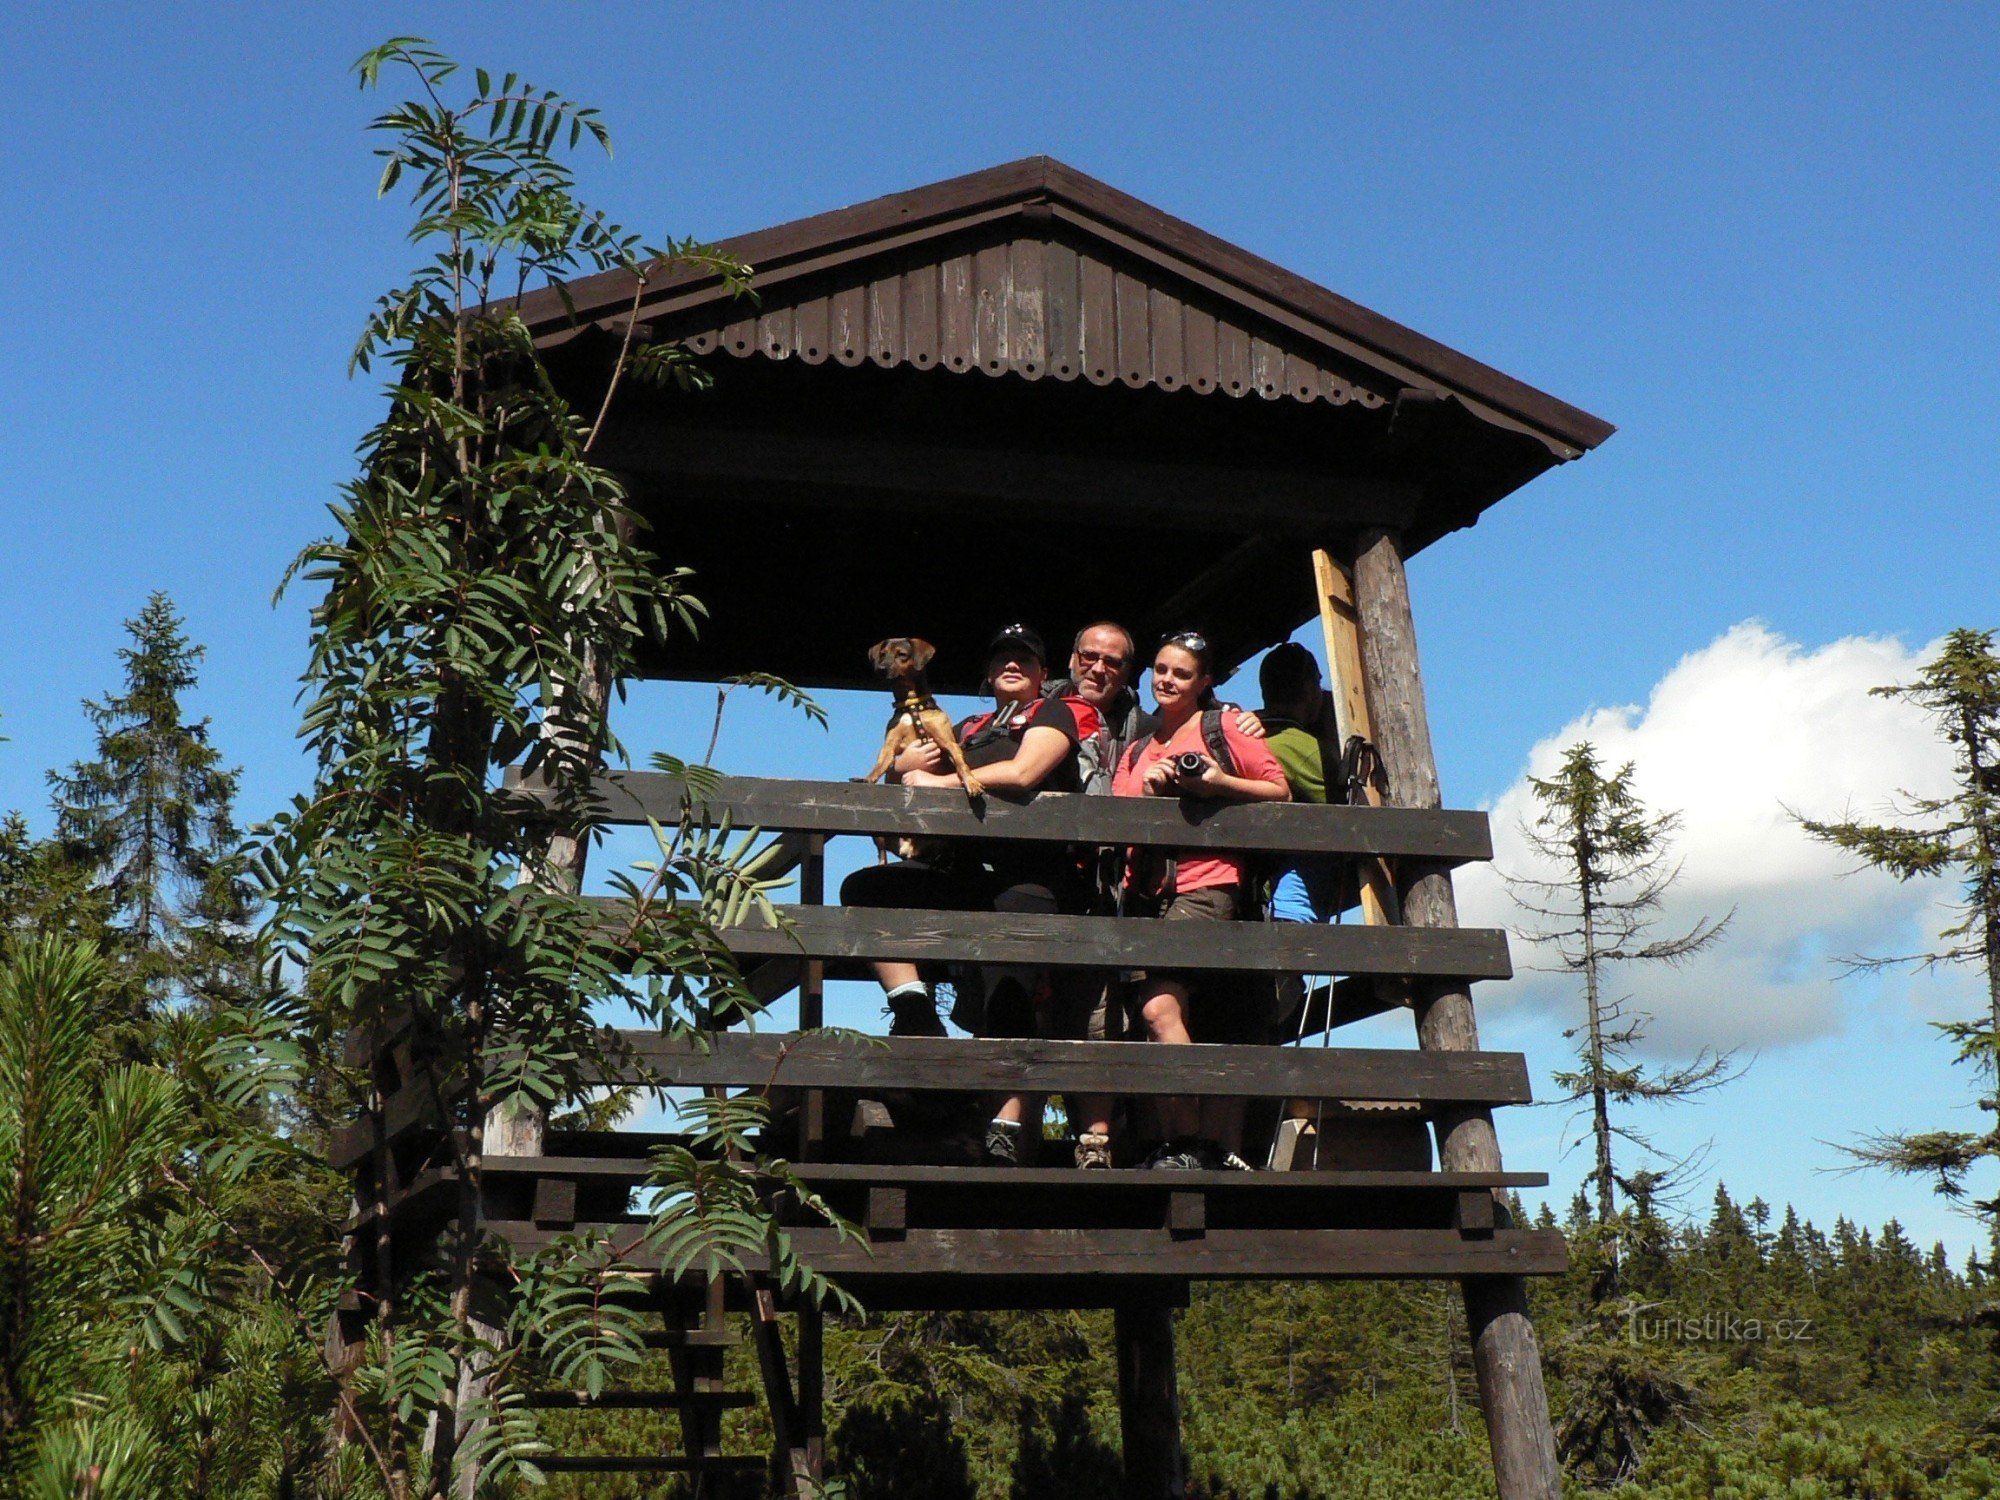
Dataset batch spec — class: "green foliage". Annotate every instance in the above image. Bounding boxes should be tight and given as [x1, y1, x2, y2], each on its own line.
[241, 36, 829, 1496]
[43, 592, 260, 1039]
[1512, 743, 1735, 1235]
[1801, 628, 2000, 1260]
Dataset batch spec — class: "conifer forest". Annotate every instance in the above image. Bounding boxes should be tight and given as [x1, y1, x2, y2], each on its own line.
[4, 34, 1999, 1500]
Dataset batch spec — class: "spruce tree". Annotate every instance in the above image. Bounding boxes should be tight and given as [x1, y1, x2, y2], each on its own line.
[1802, 628, 2000, 1269]
[47, 592, 255, 1023]
[1510, 742, 1737, 1234]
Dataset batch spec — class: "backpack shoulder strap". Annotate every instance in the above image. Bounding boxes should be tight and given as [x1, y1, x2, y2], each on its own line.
[1201, 708, 1238, 777]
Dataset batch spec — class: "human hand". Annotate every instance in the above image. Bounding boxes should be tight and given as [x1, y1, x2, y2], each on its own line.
[901, 767, 956, 789]
[1233, 708, 1266, 739]
[1176, 754, 1223, 797]
[895, 739, 947, 774]
[1142, 760, 1180, 796]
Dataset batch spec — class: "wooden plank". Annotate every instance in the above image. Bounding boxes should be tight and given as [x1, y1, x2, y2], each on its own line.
[1183, 302, 1217, 393]
[902, 262, 938, 368]
[757, 305, 793, 360]
[1114, 270, 1152, 387]
[972, 242, 1008, 372]
[597, 902, 1512, 981]
[1285, 350, 1321, 402]
[867, 1186, 908, 1241]
[1251, 335, 1286, 398]
[720, 314, 755, 356]
[481, 1157, 1550, 1191]
[1149, 286, 1184, 390]
[866, 272, 902, 366]
[829, 283, 866, 365]
[531, 770, 1494, 863]
[1314, 549, 1398, 928]
[1349, 525, 1567, 1497]
[329, 1082, 451, 1172]
[600, 1032, 1534, 1103]
[1167, 1192, 1205, 1239]
[793, 292, 830, 363]
[531, 1176, 578, 1229]
[493, 1221, 1569, 1280]
[1080, 252, 1116, 383]
[1007, 237, 1046, 378]
[596, 421, 1418, 541]
[939, 252, 973, 371]
[1043, 239, 1081, 379]
[1217, 318, 1252, 395]
[782, 1226, 1570, 1279]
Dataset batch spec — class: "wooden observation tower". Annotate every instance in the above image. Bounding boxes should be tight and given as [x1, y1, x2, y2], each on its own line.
[339, 158, 1613, 1496]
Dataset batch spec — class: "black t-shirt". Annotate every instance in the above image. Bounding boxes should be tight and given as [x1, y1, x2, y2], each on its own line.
[957, 695, 1090, 794]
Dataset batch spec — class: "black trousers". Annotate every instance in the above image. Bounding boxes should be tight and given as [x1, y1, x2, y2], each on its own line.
[839, 855, 1083, 1036]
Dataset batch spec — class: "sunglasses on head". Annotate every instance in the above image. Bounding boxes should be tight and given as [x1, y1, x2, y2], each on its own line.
[1159, 631, 1210, 655]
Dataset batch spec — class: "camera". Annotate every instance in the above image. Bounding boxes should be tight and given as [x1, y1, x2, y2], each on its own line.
[1173, 751, 1209, 778]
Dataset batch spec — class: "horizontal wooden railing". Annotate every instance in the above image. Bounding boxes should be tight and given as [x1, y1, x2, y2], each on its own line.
[593, 1032, 1533, 1103]
[508, 769, 1494, 863]
[329, 1035, 1535, 1172]
[591, 902, 1511, 979]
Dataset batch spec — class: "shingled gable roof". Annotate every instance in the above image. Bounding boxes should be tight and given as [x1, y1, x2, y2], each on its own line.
[522, 155, 1613, 461]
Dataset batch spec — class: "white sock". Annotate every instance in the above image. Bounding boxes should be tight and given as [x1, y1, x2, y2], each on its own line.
[885, 981, 930, 1005]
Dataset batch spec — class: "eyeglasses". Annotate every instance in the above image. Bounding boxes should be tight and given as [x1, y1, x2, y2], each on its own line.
[1076, 648, 1128, 671]
[1159, 631, 1210, 655]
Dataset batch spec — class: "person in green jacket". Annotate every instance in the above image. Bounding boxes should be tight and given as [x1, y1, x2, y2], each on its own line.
[1256, 643, 1342, 923]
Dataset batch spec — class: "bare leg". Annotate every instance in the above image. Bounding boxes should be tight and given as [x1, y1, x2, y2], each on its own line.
[1140, 982, 1199, 1140]
[872, 961, 922, 992]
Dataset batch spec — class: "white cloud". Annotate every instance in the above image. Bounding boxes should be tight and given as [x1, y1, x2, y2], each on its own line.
[1456, 622, 1969, 1052]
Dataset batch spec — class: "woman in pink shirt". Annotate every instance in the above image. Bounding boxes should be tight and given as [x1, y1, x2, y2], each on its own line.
[1109, 631, 1290, 1169]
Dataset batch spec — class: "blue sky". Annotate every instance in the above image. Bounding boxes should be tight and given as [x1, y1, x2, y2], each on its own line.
[4, 5, 1997, 1255]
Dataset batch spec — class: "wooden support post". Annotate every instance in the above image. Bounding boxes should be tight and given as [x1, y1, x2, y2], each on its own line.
[1114, 1303, 1186, 1500]
[1312, 548, 1400, 928]
[1348, 525, 1564, 1500]
[800, 835, 827, 1159]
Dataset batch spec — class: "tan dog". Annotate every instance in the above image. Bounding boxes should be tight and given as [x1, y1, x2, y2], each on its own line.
[863, 637, 984, 800]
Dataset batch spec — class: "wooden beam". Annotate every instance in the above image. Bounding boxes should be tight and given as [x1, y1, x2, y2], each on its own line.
[1349, 525, 1563, 1500]
[480, 1157, 1549, 1191]
[595, 420, 1418, 541]
[487, 1221, 1569, 1280]
[1313, 548, 1400, 928]
[599, 1031, 1535, 1104]
[593, 901, 1514, 980]
[515, 769, 1495, 864]
[1116, 1302, 1186, 1499]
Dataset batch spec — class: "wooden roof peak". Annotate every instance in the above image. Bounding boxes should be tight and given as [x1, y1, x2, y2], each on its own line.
[522, 156, 1613, 459]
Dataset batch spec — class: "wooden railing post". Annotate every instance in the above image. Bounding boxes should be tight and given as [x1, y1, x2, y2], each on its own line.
[1348, 524, 1564, 1500]
[1115, 1302, 1186, 1499]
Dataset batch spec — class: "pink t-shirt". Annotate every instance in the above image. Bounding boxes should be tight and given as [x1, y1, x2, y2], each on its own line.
[1112, 715, 1290, 893]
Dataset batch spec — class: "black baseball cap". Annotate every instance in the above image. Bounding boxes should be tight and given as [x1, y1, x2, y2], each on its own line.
[986, 623, 1046, 663]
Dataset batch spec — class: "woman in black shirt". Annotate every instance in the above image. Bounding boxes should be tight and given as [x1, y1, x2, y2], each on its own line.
[839, 624, 1098, 1162]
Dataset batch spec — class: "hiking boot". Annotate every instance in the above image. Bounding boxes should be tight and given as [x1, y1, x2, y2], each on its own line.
[1141, 1138, 1205, 1171]
[1074, 1131, 1113, 1170]
[982, 1119, 1024, 1166]
[884, 991, 946, 1038]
